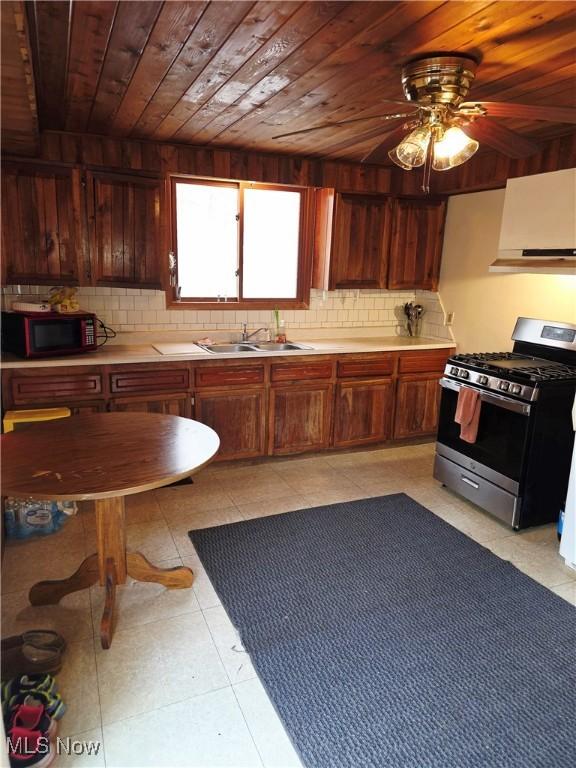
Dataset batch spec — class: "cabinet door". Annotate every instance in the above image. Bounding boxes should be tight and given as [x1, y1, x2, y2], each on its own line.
[330, 194, 390, 289]
[109, 393, 192, 418]
[87, 171, 161, 288]
[334, 379, 394, 448]
[388, 198, 446, 290]
[1, 163, 83, 284]
[194, 388, 266, 461]
[270, 383, 333, 455]
[394, 375, 442, 439]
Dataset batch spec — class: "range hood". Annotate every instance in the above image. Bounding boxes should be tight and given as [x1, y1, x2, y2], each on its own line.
[490, 168, 576, 275]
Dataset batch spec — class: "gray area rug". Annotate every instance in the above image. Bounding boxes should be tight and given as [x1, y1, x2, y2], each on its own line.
[190, 494, 576, 768]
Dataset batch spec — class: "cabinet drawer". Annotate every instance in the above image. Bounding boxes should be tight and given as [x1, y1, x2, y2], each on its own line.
[271, 361, 333, 383]
[110, 368, 190, 394]
[398, 349, 453, 374]
[11, 373, 102, 404]
[337, 355, 394, 378]
[195, 365, 264, 388]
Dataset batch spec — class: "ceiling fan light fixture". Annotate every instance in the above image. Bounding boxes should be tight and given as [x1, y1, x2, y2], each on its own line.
[432, 125, 479, 170]
[387, 146, 414, 170]
[394, 126, 430, 168]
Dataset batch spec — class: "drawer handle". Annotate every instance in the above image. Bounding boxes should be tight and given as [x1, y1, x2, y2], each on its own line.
[461, 475, 479, 489]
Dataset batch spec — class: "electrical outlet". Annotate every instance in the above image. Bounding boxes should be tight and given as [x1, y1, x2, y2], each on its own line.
[445, 312, 455, 326]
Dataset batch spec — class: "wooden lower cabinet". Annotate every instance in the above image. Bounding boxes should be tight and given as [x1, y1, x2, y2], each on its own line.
[394, 374, 442, 439]
[270, 383, 333, 455]
[334, 379, 394, 448]
[194, 388, 266, 461]
[109, 393, 192, 418]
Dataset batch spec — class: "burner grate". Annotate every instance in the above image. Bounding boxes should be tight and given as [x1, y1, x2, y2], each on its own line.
[450, 352, 576, 383]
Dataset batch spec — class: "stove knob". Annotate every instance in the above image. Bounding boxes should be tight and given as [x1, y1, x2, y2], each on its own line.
[498, 381, 510, 391]
[450, 366, 459, 376]
[510, 384, 522, 395]
[477, 375, 489, 385]
[459, 370, 469, 379]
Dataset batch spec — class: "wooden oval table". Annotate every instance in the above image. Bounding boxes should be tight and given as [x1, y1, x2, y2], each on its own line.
[2, 412, 220, 649]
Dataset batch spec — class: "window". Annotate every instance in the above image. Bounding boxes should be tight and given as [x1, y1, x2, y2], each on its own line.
[170, 177, 312, 308]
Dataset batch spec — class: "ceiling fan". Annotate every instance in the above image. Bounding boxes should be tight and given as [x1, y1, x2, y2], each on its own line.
[272, 53, 576, 191]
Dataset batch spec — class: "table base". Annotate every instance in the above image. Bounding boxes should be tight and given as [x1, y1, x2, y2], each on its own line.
[28, 496, 193, 649]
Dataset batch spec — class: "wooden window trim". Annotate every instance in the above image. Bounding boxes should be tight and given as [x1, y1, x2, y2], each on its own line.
[167, 175, 313, 310]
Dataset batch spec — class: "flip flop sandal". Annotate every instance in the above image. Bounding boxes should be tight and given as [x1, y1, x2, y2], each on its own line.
[6, 725, 56, 768]
[1, 644, 62, 681]
[6, 692, 66, 723]
[7, 702, 57, 739]
[1, 631, 66, 654]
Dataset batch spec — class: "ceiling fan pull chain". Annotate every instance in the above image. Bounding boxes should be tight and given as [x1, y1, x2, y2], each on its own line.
[421, 131, 434, 194]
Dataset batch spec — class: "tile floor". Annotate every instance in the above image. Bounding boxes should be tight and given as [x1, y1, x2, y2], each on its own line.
[2, 442, 575, 767]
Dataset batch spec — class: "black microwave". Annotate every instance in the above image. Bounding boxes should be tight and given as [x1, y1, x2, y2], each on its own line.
[1, 311, 98, 358]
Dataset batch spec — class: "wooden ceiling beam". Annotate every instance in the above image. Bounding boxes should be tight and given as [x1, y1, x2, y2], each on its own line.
[25, 0, 71, 130]
[1, 0, 39, 155]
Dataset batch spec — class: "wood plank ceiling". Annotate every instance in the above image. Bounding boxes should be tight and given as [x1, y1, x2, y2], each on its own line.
[7, 0, 576, 163]
[1, 1, 39, 155]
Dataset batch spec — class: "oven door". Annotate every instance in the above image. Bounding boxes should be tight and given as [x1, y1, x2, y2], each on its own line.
[436, 377, 532, 483]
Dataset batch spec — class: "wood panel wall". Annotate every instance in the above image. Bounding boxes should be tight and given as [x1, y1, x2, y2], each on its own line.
[7, 129, 576, 196]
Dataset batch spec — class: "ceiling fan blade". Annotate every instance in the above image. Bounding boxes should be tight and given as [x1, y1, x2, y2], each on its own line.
[460, 101, 576, 124]
[361, 125, 413, 164]
[463, 120, 539, 159]
[315, 118, 418, 157]
[271, 110, 416, 140]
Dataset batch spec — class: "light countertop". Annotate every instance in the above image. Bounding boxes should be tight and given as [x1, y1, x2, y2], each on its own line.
[1, 336, 455, 368]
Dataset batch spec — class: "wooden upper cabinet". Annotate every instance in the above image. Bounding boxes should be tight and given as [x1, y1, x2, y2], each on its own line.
[86, 171, 162, 288]
[313, 191, 391, 290]
[387, 197, 446, 291]
[1, 163, 84, 285]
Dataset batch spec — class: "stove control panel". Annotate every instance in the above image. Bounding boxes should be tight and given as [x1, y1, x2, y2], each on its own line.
[443, 363, 538, 402]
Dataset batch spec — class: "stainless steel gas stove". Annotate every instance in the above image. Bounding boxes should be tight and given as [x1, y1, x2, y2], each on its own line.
[434, 317, 576, 529]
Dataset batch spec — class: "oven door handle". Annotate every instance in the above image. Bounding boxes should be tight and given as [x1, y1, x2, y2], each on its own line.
[439, 378, 532, 415]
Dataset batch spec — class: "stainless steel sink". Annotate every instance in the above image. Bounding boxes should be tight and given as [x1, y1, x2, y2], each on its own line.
[198, 341, 314, 354]
[199, 343, 259, 353]
[251, 342, 313, 351]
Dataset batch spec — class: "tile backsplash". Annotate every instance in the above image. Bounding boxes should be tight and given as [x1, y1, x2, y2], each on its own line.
[1, 286, 454, 340]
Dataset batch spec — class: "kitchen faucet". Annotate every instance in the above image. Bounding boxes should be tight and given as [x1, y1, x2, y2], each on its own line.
[241, 323, 269, 342]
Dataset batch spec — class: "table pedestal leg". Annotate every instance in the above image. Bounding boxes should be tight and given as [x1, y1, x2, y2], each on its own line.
[126, 552, 193, 587]
[29, 554, 100, 606]
[29, 495, 194, 649]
